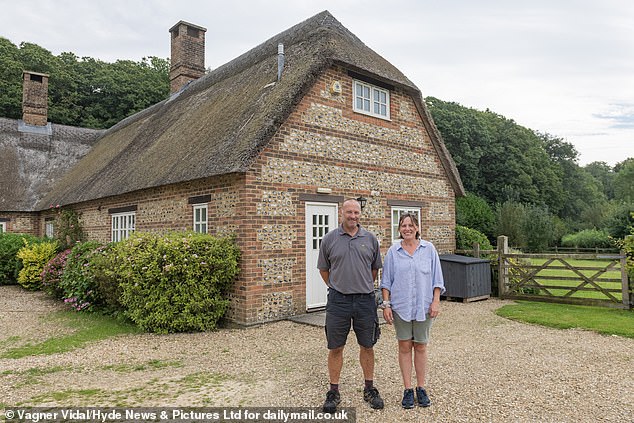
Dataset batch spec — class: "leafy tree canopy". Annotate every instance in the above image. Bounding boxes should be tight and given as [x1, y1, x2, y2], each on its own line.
[0, 37, 169, 129]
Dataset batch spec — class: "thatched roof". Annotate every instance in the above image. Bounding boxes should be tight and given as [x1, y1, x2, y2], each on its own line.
[0, 118, 102, 211]
[38, 10, 463, 209]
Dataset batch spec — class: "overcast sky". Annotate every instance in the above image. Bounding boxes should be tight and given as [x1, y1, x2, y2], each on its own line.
[1, 0, 632, 166]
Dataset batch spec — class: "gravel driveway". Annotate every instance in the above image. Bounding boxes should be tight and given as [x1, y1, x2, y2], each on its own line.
[1, 285, 633, 422]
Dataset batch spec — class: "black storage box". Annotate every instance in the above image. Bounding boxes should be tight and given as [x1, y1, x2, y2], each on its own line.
[439, 254, 491, 301]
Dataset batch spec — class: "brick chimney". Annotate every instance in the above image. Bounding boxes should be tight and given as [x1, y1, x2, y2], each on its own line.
[169, 21, 207, 94]
[22, 71, 49, 126]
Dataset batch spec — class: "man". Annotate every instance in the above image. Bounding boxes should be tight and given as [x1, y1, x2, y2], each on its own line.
[317, 198, 384, 413]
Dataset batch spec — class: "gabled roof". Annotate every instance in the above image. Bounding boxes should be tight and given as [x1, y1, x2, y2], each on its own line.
[0, 118, 102, 211]
[38, 10, 463, 209]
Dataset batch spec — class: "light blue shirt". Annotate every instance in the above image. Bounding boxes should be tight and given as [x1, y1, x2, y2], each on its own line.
[380, 239, 446, 322]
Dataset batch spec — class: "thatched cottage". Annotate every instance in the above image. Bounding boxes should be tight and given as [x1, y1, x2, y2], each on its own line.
[1, 11, 464, 325]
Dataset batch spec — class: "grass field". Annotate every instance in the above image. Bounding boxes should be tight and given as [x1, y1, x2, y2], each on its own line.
[496, 301, 634, 338]
[507, 257, 628, 302]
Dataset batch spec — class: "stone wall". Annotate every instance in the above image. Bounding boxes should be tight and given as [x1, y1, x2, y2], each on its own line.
[31, 64, 457, 325]
[241, 64, 457, 323]
[0, 212, 39, 235]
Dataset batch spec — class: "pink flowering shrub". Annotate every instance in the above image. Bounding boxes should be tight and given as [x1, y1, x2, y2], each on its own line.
[59, 241, 104, 312]
[41, 248, 72, 298]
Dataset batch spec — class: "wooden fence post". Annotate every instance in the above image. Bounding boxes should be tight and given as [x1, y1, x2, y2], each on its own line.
[498, 236, 509, 297]
[473, 242, 481, 258]
[621, 249, 632, 309]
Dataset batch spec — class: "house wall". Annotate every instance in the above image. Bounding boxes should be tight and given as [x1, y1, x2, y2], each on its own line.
[236, 64, 457, 324]
[0, 212, 40, 235]
[34, 64, 456, 326]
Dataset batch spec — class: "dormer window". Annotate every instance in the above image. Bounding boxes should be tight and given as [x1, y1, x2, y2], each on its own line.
[353, 79, 390, 119]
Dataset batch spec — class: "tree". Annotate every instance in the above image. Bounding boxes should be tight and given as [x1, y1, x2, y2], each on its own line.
[456, 192, 496, 239]
[613, 159, 634, 202]
[495, 201, 527, 247]
[584, 161, 615, 200]
[0, 37, 170, 129]
[522, 204, 557, 251]
[427, 98, 566, 213]
[0, 38, 23, 120]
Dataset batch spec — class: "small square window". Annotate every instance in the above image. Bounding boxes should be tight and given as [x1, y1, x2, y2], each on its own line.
[353, 80, 390, 119]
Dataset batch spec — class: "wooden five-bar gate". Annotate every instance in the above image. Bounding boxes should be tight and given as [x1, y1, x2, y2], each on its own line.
[460, 236, 633, 310]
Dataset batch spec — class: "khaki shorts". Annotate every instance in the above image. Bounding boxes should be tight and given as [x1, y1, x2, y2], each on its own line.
[392, 311, 434, 344]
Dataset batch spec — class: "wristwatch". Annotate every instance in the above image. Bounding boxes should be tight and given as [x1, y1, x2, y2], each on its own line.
[378, 300, 391, 309]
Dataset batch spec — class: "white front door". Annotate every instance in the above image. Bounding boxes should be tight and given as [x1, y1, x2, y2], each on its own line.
[305, 202, 338, 310]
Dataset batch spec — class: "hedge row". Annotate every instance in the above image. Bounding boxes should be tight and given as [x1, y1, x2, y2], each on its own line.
[1, 232, 240, 333]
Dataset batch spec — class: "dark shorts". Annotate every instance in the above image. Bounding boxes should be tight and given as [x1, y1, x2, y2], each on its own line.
[325, 288, 380, 349]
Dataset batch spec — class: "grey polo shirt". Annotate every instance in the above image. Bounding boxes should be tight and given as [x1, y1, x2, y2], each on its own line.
[317, 224, 382, 294]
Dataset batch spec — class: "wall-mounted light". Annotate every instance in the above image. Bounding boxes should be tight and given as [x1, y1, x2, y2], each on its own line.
[356, 196, 367, 210]
[316, 187, 332, 194]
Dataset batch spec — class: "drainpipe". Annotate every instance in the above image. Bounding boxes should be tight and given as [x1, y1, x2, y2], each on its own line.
[277, 43, 285, 81]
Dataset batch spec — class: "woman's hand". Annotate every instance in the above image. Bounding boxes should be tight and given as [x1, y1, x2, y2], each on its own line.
[429, 299, 441, 318]
[382, 307, 394, 324]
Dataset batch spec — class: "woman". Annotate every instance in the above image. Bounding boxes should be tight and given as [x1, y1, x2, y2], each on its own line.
[379, 213, 445, 409]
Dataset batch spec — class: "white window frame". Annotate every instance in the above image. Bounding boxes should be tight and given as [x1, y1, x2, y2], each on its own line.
[45, 221, 54, 238]
[0, 222, 6, 233]
[193, 204, 208, 234]
[353, 79, 390, 119]
[391, 207, 422, 244]
[111, 212, 135, 242]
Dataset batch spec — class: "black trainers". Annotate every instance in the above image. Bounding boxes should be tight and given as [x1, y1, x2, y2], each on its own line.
[416, 386, 431, 407]
[401, 388, 415, 409]
[323, 389, 341, 413]
[363, 386, 384, 409]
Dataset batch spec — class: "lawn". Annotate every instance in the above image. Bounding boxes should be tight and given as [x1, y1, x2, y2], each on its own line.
[496, 300, 634, 338]
[1, 310, 141, 359]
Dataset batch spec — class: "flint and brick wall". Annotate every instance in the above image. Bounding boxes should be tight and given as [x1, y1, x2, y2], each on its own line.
[32, 64, 456, 326]
[236, 64, 456, 324]
[0, 212, 39, 235]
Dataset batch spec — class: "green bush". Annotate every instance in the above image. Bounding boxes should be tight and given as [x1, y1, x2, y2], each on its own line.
[522, 204, 557, 252]
[456, 193, 496, 239]
[614, 213, 634, 279]
[112, 232, 240, 334]
[90, 243, 126, 315]
[456, 225, 493, 252]
[59, 241, 104, 311]
[41, 249, 72, 299]
[561, 229, 614, 249]
[495, 201, 527, 247]
[16, 241, 58, 290]
[0, 233, 41, 285]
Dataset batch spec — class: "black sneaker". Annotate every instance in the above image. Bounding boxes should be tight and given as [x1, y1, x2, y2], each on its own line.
[323, 389, 340, 413]
[363, 386, 385, 409]
[416, 386, 431, 407]
[401, 388, 415, 409]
